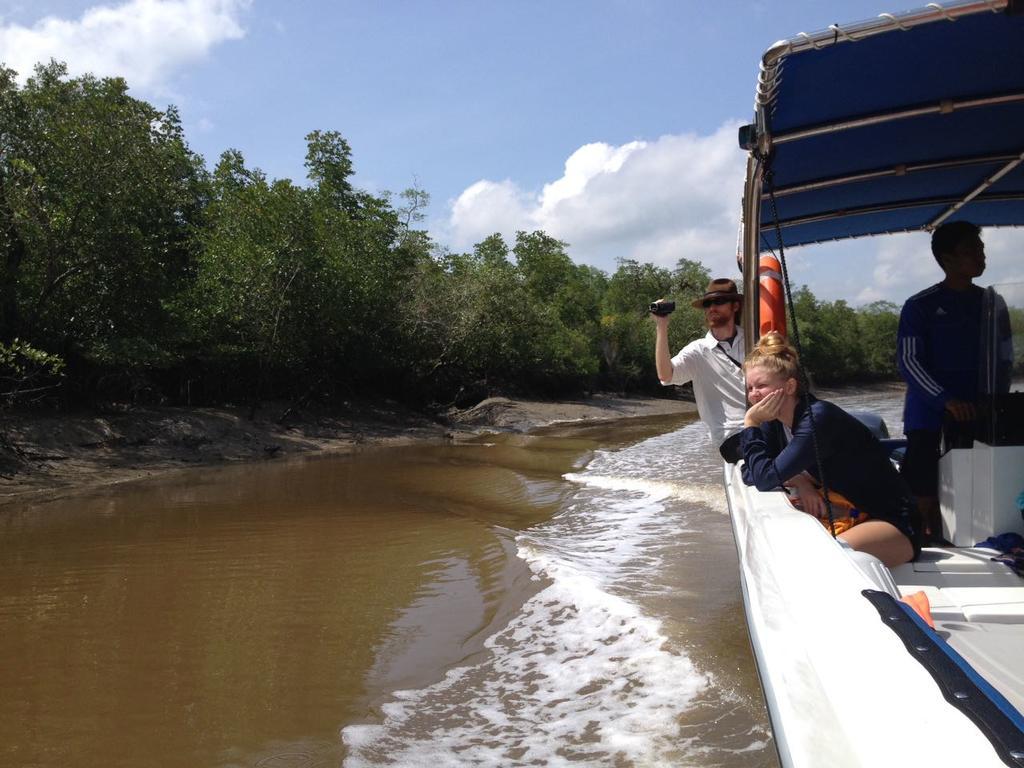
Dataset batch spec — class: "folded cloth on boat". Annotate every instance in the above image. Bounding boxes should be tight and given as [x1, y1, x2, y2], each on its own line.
[975, 532, 1024, 552]
[992, 552, 1024, 578]
[976, 532, 1024, 578]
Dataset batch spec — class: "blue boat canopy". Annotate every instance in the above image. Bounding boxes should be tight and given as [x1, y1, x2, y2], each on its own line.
[739, 0, 1024, 253]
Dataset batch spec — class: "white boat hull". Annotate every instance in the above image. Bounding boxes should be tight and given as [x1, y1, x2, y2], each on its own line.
[723, 462, 1015, 767]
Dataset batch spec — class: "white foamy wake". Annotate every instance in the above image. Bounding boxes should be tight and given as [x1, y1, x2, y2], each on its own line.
[342, 427, 727, 767]
[564, 473, 725, 511]
[343, 570, 707, 766]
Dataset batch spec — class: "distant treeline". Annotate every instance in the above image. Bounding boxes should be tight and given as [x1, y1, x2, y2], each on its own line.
[1, 62, 905, 412]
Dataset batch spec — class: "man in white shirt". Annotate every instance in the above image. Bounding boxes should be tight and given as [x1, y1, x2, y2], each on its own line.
[653, 278, 747, 460]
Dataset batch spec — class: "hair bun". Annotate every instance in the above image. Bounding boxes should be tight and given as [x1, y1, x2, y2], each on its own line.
[744, 331, 802, 389]
[754, 331, 798, 361]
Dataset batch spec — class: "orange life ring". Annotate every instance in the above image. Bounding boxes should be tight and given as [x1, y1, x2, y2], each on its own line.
[758, 255, 786, 337]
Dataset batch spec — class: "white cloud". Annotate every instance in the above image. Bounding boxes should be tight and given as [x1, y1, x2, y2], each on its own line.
[855, 234, 941, 304]
[0, 0, 249, 91]
[449, 179, 535, 243]
[980, 227, 1024, 287]
[440, 121, 748, 279]
[538, 140, 643, 212]
[843, 227, 1024, 305]
[771, 226, 1024, 306]
[440, 121, 1024, 304]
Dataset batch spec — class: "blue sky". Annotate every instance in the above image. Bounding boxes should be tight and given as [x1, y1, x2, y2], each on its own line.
[1, 0, 1021, 303]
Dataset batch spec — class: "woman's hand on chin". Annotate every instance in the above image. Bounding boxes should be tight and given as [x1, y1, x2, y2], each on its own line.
[744, 388, 784, 428]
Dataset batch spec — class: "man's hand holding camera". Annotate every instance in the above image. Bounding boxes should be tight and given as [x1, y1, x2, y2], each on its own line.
[650, 299, 675, 334]
[651, 298, 677, 383]
[649, 299, 675, 317]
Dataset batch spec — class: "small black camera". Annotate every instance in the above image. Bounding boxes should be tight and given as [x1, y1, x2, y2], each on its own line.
[649, 300, 675, 316]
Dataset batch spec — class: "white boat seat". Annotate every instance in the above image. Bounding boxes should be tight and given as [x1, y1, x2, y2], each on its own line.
[909, 547, 1019, 574]
[890, 546, 1024, 715]
[890, 546, 1024, 625]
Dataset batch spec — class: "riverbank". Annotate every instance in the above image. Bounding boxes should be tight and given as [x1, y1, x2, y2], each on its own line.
[0, 394, 697, 502]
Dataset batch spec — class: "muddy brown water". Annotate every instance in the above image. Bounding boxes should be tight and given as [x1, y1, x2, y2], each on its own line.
[2, 397, 912, 767]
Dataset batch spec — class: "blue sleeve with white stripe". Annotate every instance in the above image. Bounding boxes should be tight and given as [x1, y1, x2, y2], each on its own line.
[897, 296, 949, 412]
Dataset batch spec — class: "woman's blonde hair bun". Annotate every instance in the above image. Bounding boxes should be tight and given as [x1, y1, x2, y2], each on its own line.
[744, 331, 801, 383]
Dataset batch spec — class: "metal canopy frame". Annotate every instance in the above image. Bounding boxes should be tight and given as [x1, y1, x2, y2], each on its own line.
[769, 152, 1021, 198]
[739, 0, 1023, 343]
[930, 149, 1024, 227]
[773, 191, 1024, 232]
[771, 91, 1024, 146]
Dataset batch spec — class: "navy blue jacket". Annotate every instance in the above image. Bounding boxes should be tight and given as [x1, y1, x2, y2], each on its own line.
[740, 396, 915, 534]
[896, 283, 983, 431]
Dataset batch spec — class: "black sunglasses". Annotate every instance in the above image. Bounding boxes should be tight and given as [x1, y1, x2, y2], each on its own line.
[701, 297, 734, 309]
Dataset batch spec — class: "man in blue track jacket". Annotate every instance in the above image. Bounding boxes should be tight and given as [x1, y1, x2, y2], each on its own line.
[896, 220, 986, 542]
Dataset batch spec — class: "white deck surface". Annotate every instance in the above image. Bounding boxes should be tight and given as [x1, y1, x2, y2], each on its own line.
[891, 546, 1024, 713]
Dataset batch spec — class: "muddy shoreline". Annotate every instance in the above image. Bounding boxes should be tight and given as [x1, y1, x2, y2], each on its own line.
[0, 394, 697, 503]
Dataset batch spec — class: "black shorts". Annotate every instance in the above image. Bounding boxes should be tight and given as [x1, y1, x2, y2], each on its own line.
[900, 429, 941, 498]
[868, 497, 923, 562]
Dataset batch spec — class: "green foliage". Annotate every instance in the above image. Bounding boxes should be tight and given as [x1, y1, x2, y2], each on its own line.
[856, 301, 900, 378]
[668, 258, 715, 345]
[186, 138, 415, 401]
[600, 259, 671, 389]
[394, 184, 432, 255]
[1000, 304, 1024, 378]
[0, 338, 64, 404]
[0, 58, 912, 411]
[0, 62, 205, 367]
[598, 258, 711, 390]
[795, 289, 864, 380]
[513, 231, 602, 387]
[190, 152, 320, 370]
[304, 130, 355, 211]
[787, 288, 901, 384]
[397, 232, 604, 402]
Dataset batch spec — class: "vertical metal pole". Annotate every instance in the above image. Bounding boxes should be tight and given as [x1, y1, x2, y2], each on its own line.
[742, 154, 763, 345]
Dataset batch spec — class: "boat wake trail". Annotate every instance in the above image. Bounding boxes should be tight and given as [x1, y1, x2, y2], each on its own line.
[564, 472, 726, 510]
[343, 565, 707, 766]
[342, 427, 742, 766]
